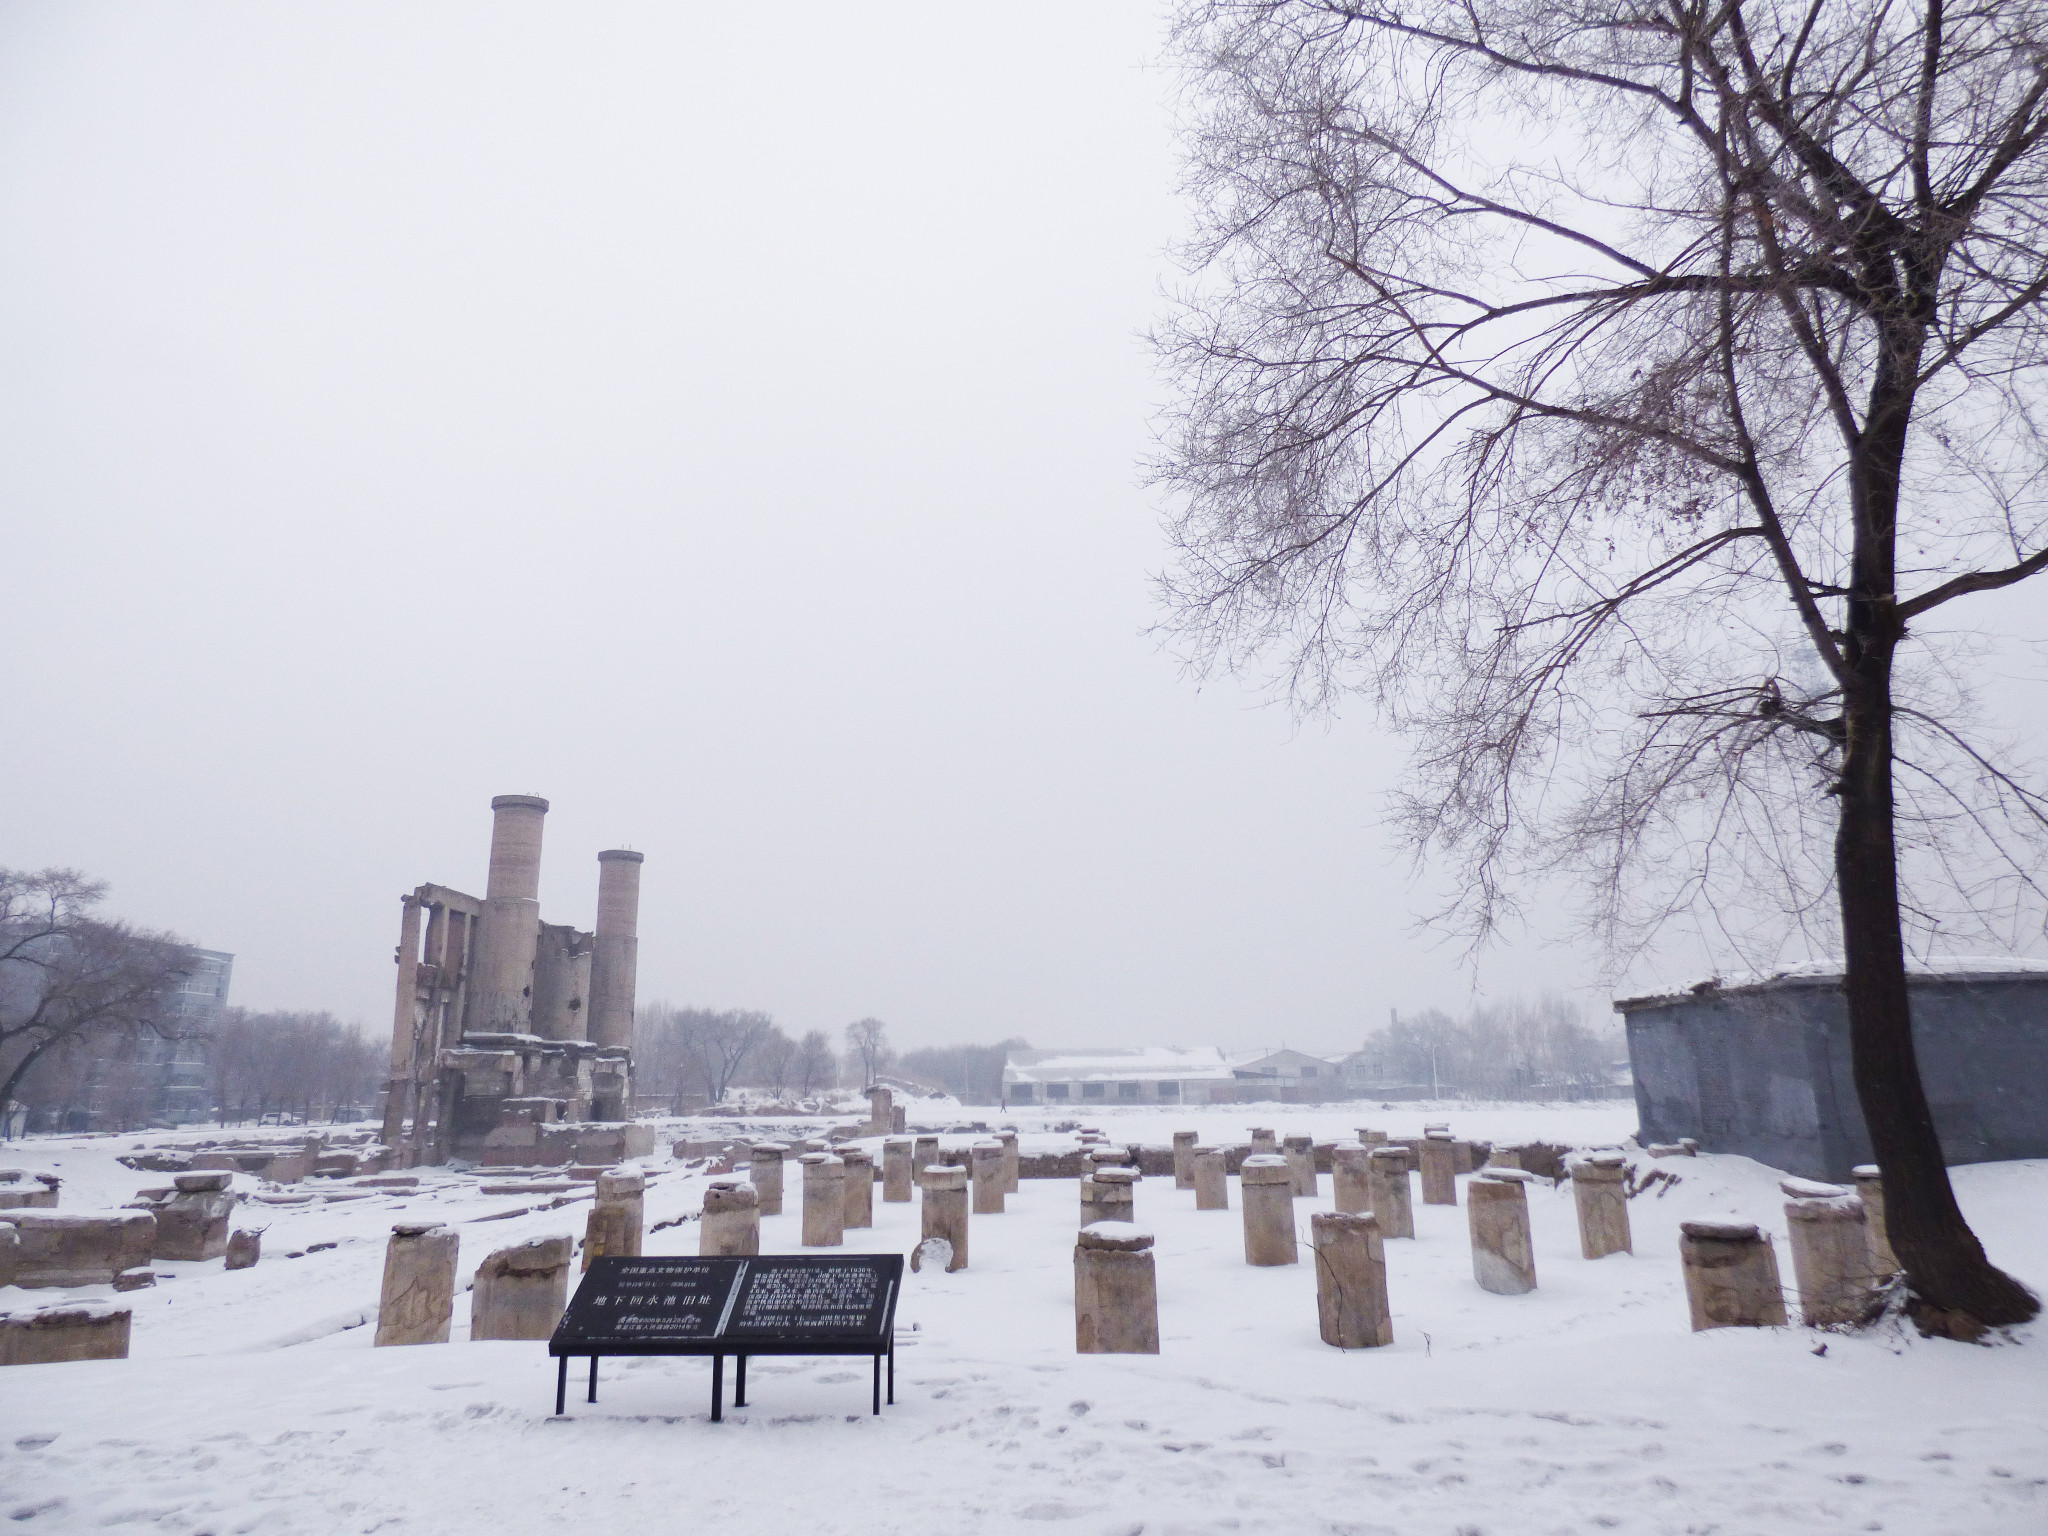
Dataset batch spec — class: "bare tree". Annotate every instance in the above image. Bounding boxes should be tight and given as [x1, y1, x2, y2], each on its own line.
[843, 1017, 892, 1088]
[748, 1026, 795, 1098]
[0, 868, 196, 1115]
[639, 1006, 775, 1106]
[1159, 0, 2048, 1330]
[794, 1029, 838, 1098]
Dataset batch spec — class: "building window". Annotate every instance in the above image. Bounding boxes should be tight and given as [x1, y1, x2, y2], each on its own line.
[1010, 1084, 1034, 1101]
[1117, 1082, 1140, 1101]
[1045, 1084, 1069, 1100]
[1082, 1082, 1106, 1099]
[1301, 1063, 1318, 1077]
[1156, 1081, 1180, 1099]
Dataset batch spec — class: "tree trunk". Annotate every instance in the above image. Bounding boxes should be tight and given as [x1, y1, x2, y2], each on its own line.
[1836, 628, 2039, 1334]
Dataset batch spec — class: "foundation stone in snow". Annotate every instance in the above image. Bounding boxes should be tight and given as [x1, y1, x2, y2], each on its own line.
[1172, 1130, 1198, 1190]
[1367, 1146, 1415, 1239]
[1418, 1132, 1457, 1206]
[1311, 1210, 1394, 1348]
[1282, 1135, 1317, 1197]
[1468, 1170, 1538, 1294]
[750, 1143, 788, 1216]
[920, 1165, 969, 1272]
[1192, 1147, 1228, 1210]
[1240, 1154, 1297, 1266]
[881, 1138, 914, 1203]
[0, 1301, 130, 1366]
[1571, 1153, 1632, 1259]
[801, 1153, 846, 1247]
[700, 1179, 760, 1256]
[471, 1233, 573, 1341]
[225, 1229, 262, 1270]
[1679, 1220, 1788, 1330]
[375, 1222, 458, 1346]
[6, 1210, 155, 1288]
[1784, 1194, 1879, 1326]
[970, 1141, 1006, 1215]
[1852, 1164, 1900, 1274]
[1332, 1141, 1371, 1216]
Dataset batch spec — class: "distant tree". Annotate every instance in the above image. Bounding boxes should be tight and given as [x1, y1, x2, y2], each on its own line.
[641, 1007, 775, 1105]
[206, 1009, 385, 1125]
[794, 1029, 838, 1098]
[0, 868, 195, 1115]
[897, 1038, 1031, 1104]
[843, 1017, 892, 1087]
[748, 1026, 795, 1098]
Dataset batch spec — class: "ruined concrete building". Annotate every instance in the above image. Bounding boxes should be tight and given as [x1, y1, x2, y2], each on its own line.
[380, 795, 644, 1166]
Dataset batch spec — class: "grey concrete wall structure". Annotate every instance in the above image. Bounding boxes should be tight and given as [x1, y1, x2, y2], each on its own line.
[1074, 1224, 1159, 1354]
[469, 795, 549, 1034]
[471, 1234, 573, 1341]
[376, 1223, 459, 1346]
[1311, 1211, 1394, 1348]
[1620, 966, 2048, 1179]
[587, 850, 643, 1054]
[701, 1180, 761, 1256]
[1679, 1220, 1788, 1330]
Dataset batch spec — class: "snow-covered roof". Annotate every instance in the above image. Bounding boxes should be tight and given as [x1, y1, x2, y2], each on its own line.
[1615, 954, 2048, 1010]
[1002, 1046, 1235, 1084]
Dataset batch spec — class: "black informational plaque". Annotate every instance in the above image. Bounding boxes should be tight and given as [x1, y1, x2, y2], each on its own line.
[549, 1255, 902, 1422]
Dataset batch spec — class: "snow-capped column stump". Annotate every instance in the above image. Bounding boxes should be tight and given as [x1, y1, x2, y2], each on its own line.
[375, 1223, 458, 1346]
[1240, 1154, 1298, 1266]
[1074, 1223, 1159, 1354]
[1192, 1147, 1228, 1210]
[971, 1141, 1006, 1215]
[882, 1138, 915, 1203]
[225, 1229, 261, 1270]
[841, 1148, 875, 1229]
[1452, 1140, 1480, 1176]
[1468, 1170, 1538, 1294]
[1490, 1144, 1526, 1171]
[1354, 1128, 1388, 1148]
[471, 1234, 573, 1341]
[749, 1143, 789, 1216]
[1311, 1211, 1394, 1348]
[801, 1154, 846, 1247]
[1173, 1130, 1198, 1190]
[594, 1169, 644, 1255]
[913, 1137, 939, 1187]
[700, 1180, 760, 1256]
[999, 1131, 1020, 1193]
[1571, 1154, 1632, 1259]
[1249, 1128, 1278, 1152]
[919, 1165, 970, 1272]
[1418, 1132, 1457, 1206]
[866, 1085, 893, 1137]
[1785, 1194, 1879, 1326]
[0, 1302, 130, 1366]
[151, 1171, 235, 1262]
[1081, 1167, 1137, 1226]
[891, 1105, 907, 1134]
[1332, 1141, 1371, 1216]
[1852, 1165, 1899, 1274]
[1283, 1135, 1318, 1197]
[1679, 1221, 1788, 1330]
[7, 1210, 156, 1288]
[1366, 1147, 1414, 1239]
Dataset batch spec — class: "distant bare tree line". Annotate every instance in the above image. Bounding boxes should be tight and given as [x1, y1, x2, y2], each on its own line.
[1350, 997, 1619, 1100]
[634, 1003, 843, 1109]
[207, 1009, 387, 1126]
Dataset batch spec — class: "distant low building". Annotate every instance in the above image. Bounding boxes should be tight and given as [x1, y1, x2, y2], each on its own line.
[1002, 1047, 1238, 1108]
[1230, 1048, 1340, 1095]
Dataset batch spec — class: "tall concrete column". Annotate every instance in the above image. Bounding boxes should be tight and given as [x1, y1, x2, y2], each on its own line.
[382, 894, 423, 1147]
[468, 795, 549, 1034]
[588, 849, 643, 1051]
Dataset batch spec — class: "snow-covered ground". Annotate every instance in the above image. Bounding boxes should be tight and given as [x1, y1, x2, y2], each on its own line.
[3, 1104, 2044, 1536]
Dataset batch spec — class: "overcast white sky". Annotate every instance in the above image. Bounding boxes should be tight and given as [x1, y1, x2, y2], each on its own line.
[0, 2, 1866, 1053]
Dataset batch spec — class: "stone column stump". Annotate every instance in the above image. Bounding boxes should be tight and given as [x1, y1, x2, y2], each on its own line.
[1785, 1194, 1878, 1326]
[801, 1154, 846, 1247]
[1679, 1221, 1788, 1330]
[841, 1149, 875, 1229]
[998, 1131, 1020, 1193]
[891, 1105, 907, 1134]
[750, 1143, 789, 1216]
[1418, 1132, 1457, 1206]
[1354, 1128, 1388, 1148]
[1366, 1147, 1414, 1239]
[913, 1137, 939, 1188]
[1332, 1141, 1371, 1216]
[1852, 1165, 1899, 1275]
[1283, 1135, 1318, 1197]
[1249, 1128, 1278, 1153]
[1311, 1211, 1394, 1348]
[1074, 1223, 1159, 1354]
[882, 1138, 915, 1203]
[970, 1141, 1006, 1215]
[1172, 1130, 1198, 1190]
[1192, 1147, 1228, 1210]
[376, 1223, 459, 1346]
[1081, 1167, 1137, 1225]
[155, 1172, 235, 1262]
[1468, 1170, 1538, 1294]
[919, 1165, 970, 1272]
[471, 1234, 573, 1341]
[700, 1180, 760, 1256]
[1571, 1153, 1632, 1259]
[1240, 1154, 1297, 1266]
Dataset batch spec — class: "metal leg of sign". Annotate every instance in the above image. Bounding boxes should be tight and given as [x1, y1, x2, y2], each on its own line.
[588, 1356, 598, 1404]
[734, 1355, 748, 1408]
[555, 1357, 567, 1416]
[887, 1337, 895, 1406]
[711, 1353, 724, 1424]
[872, 1353, 881, 1416]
